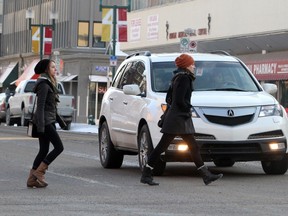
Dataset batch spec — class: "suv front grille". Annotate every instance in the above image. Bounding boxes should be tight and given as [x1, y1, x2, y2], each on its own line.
[204, 114, 254, 126]
[200, 143, 261, 154]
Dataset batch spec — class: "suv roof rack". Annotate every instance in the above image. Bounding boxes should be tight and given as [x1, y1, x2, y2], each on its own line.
[126, 51, 151, 59]
[209, 50, 231, 56]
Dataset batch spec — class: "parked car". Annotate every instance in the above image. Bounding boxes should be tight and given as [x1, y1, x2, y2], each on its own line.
[0, 93, 7, 122]
[98, 51, 288, 176]
[6, 79, 75, 130]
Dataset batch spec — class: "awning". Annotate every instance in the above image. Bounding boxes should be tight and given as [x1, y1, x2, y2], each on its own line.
[89, 75, 112, 83]
[0, 62, 18, 88]
[57, 75, 78, 82]
[15, 59, 40, 86]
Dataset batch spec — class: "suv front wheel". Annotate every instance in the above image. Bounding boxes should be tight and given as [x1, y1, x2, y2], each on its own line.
[261, 154, 288, 175]
[138, 124, 166, 176]
[99, 121, 123, 168]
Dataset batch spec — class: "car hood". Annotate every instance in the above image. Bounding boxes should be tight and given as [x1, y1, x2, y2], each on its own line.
[192, 91, 277, 107]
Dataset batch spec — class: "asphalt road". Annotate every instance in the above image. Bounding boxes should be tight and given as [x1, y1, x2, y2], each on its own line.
[0, 124, 288, 216]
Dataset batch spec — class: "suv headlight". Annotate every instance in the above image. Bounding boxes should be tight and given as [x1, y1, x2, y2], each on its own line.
[259, 104, 283, 117]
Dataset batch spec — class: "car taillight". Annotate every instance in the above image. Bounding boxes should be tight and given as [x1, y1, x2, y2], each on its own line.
[29, 95, 34, 104]
[0, 103, 5, 111]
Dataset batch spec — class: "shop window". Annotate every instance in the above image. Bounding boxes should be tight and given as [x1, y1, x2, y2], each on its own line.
[78, 21, 89, 47]
[93, 22, 106, 48]
[88, 82, 108, 120]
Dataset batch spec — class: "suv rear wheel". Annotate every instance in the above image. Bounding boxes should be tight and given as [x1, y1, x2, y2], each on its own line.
[99, 121, 123, 168]
[261, 154, 288, 175]
[138, 124, 166, 176]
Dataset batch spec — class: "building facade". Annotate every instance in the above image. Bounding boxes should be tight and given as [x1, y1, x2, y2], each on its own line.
[0, 0, 127, 123]
[121, 0, 288, 109]
[2, 0, 288, 123]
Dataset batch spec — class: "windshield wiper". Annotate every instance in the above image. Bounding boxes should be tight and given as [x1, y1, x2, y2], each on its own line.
[213, 88, 245, 91]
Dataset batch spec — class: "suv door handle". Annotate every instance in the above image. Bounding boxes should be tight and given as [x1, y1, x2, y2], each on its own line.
[109, 97, 113, 101]
[123, 101, 128, 105]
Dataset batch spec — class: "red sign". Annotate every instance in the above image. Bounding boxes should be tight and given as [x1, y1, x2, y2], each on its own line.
[118, 9, 127, 42]
[245, 60, 288, 80]
[44, 27, 53, 55]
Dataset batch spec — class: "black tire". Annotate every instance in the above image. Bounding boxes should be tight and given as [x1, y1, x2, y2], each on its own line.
[20, 108, 28, 126]
[213, 158, 235, 167]
[99, 121, 123, 168]
[138, 124, 166, 176]
[261, 154, 288, 175]
[6, 107, 13, 126]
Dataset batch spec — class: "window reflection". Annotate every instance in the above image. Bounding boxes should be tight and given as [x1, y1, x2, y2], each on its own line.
[78, 22, 89, 47]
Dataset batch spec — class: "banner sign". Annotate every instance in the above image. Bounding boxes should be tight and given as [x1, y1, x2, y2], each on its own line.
[101, 8, 127, 42]
[31, 26, 53, 55]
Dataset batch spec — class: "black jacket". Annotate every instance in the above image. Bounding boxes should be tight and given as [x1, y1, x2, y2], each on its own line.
[161, 69, 195, 135]
[32, 78, 58, 133]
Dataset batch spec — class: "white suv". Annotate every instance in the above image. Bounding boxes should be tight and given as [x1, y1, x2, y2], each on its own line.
[98, 51, 288, 175]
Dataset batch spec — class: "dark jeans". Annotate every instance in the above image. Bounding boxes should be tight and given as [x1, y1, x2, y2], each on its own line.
[32, 123, 64, 170]
[148, 133, 204, 168]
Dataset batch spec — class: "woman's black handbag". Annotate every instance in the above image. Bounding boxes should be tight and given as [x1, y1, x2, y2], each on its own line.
[27, 120, 39, 138]
[27, 96, 39, 138]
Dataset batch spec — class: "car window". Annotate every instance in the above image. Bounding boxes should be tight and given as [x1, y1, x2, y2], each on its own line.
[151, 62, 175, 92]
[151, 61, 259, 92]
[117, 61, 146, 92]
[194, 61, 259, 91]
[57, 83, 64, 94]
[24, 82, 36, 93]
[112, 63, 127, 88]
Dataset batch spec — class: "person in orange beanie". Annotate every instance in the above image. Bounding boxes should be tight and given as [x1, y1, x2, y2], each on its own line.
[140, 53, 223, 186]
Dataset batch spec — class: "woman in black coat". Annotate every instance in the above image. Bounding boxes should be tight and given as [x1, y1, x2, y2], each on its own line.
[141, 54, 223, 186]
[26, 59, 65, 188]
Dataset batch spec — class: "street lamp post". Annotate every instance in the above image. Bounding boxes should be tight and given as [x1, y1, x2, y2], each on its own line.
[26, 8, 58, 60]
[99, 0, 131, 79]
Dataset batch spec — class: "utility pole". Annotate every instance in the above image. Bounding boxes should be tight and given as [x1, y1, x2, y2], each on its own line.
[99, 0, 131, 79]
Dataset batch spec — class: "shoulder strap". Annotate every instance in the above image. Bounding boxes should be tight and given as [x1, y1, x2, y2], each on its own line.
[31, 96, 37, 119]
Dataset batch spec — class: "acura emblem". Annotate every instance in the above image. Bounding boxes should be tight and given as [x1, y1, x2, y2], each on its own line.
[227, 109, 234, 117]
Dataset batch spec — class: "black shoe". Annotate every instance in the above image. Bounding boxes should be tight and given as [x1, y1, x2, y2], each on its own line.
[140, 167, 159, 186]
[199, 166, 223, 185]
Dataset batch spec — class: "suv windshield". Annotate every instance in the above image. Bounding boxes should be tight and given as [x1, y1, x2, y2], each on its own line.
[151, 61, 260, 92]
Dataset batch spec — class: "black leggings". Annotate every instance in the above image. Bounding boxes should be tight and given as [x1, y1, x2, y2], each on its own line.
[32, 123, 64, 170]
[148, 133, 204, 168]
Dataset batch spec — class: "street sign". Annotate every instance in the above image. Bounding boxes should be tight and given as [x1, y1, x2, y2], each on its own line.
[110, 56, 117, 66]
[180, 37, 190, 52]
[189, 40, 197, 52]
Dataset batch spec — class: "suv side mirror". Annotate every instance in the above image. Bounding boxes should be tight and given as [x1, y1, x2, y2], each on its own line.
[262, 83, 277, 95]
[123, 84, 141, 95]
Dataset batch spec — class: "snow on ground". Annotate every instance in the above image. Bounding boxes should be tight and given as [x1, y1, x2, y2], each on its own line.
[58, 123, 98, 134]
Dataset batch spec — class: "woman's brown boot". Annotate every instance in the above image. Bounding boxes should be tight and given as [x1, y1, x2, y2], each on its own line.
[27, 169, 46, 188]
[32, 162, 49, 187]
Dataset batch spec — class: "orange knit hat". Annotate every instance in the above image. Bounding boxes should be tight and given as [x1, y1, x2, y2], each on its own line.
[175, 54, 195, 68]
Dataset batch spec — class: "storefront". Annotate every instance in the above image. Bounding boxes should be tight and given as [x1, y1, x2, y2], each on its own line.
[245, 60, 288, 109]
[88, 75, 111, 123]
